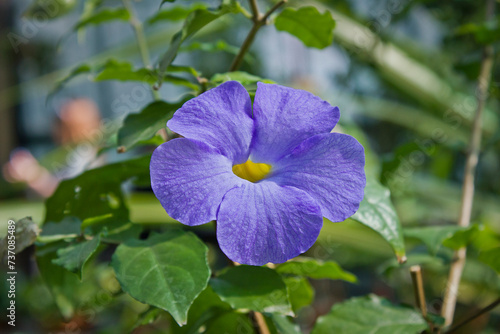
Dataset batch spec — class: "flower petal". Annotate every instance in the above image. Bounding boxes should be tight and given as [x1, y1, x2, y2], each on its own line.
[150, 138, 244, 226]
[270, 133, 366, 222]
[167, 81, 254, 163]
[250, 82, 339, 163]
[217, 181, 323, 265]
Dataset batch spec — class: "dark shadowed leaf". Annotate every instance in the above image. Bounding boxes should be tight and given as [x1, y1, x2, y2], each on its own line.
[24, 0, 77, 19]
[276, 257, 357, 283]
[350, 179, 406, 262]
[52, 234, 101, 280]
[210, 266, 292, 316]
[111, 231, 210, 325]
[117, 99, 187, 152]
[404, 225, 463, 255]
[44, 155, 151, 224]
[312, 295, 427, 334]
[274, 7, 335, 49]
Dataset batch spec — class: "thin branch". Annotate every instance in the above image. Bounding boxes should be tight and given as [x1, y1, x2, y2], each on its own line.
[248, 0, 260, 21]
[122, 0, 159, 100]
[410, 266, 434, 332]
[229, 0, 287, 71]
[446, 298, 500, 334]
[410, 266, 428, 317]
[441, 0, 495, 327]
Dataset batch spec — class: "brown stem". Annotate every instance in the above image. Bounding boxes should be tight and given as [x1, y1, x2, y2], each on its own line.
[229, 0, 287, 71]
[440, 0, 495, 327]
[446, 298, 500, 334]
[410, 266, 434, 332]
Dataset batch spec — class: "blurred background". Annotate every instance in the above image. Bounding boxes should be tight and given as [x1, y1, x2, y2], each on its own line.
[0, 0, 499, 333]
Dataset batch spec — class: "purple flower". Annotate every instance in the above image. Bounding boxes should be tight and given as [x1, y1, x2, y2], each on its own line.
[150, 81, 366, 265]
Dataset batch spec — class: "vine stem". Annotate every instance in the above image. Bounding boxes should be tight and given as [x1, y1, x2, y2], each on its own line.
[446, 298, 500, 334]
[440, 0, 495, 327]
[229, 0, 287, 71]
[121, 0, 160, 100]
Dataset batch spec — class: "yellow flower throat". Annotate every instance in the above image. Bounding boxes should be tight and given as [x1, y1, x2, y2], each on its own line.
[232, 160, 272, 183]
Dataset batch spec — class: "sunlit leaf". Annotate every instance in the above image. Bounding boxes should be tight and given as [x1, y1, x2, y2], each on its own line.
[274, 7, 335, 49]
[157, 2, 242, 84]
[112, 231, 210, 325]
[211, 71, 275, 86]
[442, 224, 480, 250]
[479, 247, 500, 274]
[350, 179, 406, 263]
[276, 257, 357, 283]
[148, 3, 207, 25]
[74, 8, 130, 30]
[312, 295, 427, 334]
[282, 277, 314, 313]
[210, 265, 293, 316]
[95, 59, 156, 84]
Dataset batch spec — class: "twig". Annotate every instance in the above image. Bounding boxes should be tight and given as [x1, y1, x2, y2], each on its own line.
[440, 0, 495, 327]
[446, 298, 500, 334]
[410, 266, 434, 332]
[121, 0, 159, 100]
[229, 0, 287, 71]
[410, 266, 427, 317]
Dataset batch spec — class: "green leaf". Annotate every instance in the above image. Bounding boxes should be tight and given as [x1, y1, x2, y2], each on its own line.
[210, 265, 293, 316]
[404, 225, 462, 255]
[94, 60, 199, 90]
[44, 155, 151, 224]
[350, 179, 406, 263]
[210, 71, 275, 86]
[74, 8, 130, 30]
[442, 224, 480, 250]
[180, 40, 245, 59]
[157, 2, 242, 84]
[36, 241, 82, 319]
[312, 295, 428, 334]
[52, 234, 101, 280]
[111, 231, 210, 325]
[0, 217, 40, 261]
[39, 216, 81, 243]
[456, 20, 500, 45]
[48, 64, 92, 102]
[479, 247, 500, 274]
[276, 257, 357, 283]
[95, 59, 156, 84]
[269, 314, 301, 334]
[148, 3, 207, 25]
[205, 312, 255, 334]
[274, 7, 335, 49]
[283, 276, 314, 313]
[161, 0, 176, 6]
[117, 99, 187, 152]
[24, 0, 77, 19]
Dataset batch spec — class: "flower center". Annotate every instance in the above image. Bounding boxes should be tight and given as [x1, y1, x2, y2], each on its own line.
[232, 159, 272, 183]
